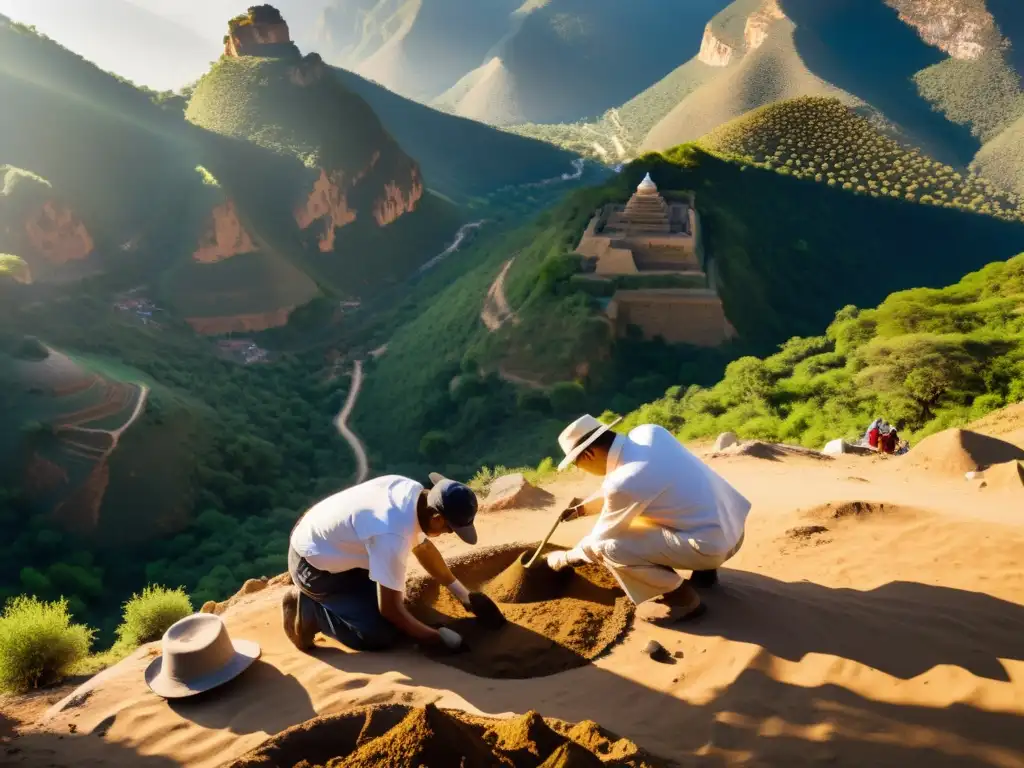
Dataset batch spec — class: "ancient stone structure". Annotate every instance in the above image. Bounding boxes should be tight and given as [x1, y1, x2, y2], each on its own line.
[577, 174, 735, 347]
[577, 173, 701, 274]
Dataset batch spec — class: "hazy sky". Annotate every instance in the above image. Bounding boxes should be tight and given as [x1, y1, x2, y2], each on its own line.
[0, 0, 328, 91]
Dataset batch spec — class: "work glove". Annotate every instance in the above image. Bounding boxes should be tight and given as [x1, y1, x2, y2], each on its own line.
[437, 626, 464, 651]
[560, 497, 585, 522]
[546, 550, 573, 572]
[465, 591, 506, 629]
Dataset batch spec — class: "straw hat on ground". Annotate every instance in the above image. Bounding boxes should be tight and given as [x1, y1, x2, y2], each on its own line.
[145, 613, 260, 699]
[557, 414, 623, 470]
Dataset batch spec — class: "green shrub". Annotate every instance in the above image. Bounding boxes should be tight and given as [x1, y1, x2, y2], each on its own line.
[115, 585, 192, 648]
[0, 596, 93, 693]
[549, 381, 587, 415]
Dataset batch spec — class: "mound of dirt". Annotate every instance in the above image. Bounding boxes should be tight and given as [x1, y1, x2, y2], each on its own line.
[803, 501, 912, 522]
[983, 460, 1024, 492]
[907, 428, 1024, 477]
[229, 704, 664, 768]
[406, 544, 633, 679]
[713, 440, 832, 461]
[482, 473, 556, 511]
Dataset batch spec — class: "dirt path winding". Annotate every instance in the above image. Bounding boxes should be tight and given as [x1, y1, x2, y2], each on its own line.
[481, 257, 518, 331]
[60, 383, 150, 461]
[333, 360, 369, 484]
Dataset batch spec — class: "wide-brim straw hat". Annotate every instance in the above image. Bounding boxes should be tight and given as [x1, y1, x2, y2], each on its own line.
[557, 414, 623, 471]
[145, 613, 260, 699]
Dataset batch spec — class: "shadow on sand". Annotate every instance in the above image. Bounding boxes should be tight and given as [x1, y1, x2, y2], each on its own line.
[312, 569, 1024, 766]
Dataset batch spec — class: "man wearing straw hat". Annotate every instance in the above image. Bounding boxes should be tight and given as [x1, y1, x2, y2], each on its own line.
[547, 415, 750, 621]
[282, 473, 503, 653]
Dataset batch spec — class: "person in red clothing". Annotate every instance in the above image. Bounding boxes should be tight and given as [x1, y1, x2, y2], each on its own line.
[879, 425, 899, 455]
[865, 418, 883, 450]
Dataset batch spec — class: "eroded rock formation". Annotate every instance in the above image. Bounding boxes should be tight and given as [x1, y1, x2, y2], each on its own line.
[698, 0, 786, 67]
[374, 173, 424, 226]
[23, 202, 94, 264]
[295, 169, 358, 252]
[193, 200, 256, 263]
[745, 0, 786, 51]
[885, 0, 997, 59]
[294, 159, 423, 250]
[224, 4, 293, 57]
[698, 23, 736, 66]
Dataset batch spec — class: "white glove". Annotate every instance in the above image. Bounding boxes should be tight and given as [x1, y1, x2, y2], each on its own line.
[438, 626, 463, 650]
[447, 579, 471, 605]
[546, 551, 571, 572]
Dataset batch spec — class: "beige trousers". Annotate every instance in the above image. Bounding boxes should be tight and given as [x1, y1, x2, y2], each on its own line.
[569, 524, 745, 605]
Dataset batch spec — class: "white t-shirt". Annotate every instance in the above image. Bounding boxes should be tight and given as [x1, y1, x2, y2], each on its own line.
[290, 475, 427, 591]
[592, 425, 751, 557]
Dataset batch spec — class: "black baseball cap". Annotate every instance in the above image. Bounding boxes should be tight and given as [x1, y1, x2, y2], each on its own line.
[427, 473, 478, 544]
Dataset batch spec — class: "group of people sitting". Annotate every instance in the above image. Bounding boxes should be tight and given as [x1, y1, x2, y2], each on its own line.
[863, 418, 907, 455]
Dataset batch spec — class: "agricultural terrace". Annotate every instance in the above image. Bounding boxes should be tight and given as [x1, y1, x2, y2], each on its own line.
[699, 97, 1024, 223]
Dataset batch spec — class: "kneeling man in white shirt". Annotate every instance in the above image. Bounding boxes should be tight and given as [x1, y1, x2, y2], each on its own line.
[547, 415, 750, 621]
[283, 473, 503, 652]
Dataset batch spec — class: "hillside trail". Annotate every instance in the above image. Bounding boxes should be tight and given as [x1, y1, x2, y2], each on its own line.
[480, 256, 518, 331]
[333, 360, 369, 485]
[60, 383, 150, 461]
[22, 425, 1024, 768]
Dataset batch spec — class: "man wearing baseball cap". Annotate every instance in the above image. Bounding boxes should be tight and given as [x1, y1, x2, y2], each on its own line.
[282, 472, 502, 653]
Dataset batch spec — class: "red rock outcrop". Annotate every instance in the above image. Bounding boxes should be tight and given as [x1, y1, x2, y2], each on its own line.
[884, 0, 996, 60]
[224, 5, 293, 57]
[295, 169, 358, 252]
[193, 200, 257, 263]
[23, 202, 94, 264]
[374, 173, 424, 226]
[294, 158, 423, 250]
[185, 307, 295, 335]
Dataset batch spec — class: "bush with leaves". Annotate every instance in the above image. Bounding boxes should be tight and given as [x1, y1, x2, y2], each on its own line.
[620, 254, 1024, 447]
[0, 596, 93, 693]
[115, 586, 193, 648]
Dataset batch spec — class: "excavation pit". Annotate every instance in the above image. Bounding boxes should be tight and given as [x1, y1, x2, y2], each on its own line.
[406, 544, 633, 679]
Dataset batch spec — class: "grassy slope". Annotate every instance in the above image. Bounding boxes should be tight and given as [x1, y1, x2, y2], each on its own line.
[973, 114, 1024, 197]
[621, 254, 1024, 448]
[697, 97, 1024, 223]
[331, 65, 581, 201]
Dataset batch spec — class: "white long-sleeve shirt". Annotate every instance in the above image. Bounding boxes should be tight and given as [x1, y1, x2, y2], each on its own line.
[588, 424, 750, 557]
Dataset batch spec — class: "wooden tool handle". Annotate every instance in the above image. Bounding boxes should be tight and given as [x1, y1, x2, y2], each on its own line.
[524, 509, 565, 568]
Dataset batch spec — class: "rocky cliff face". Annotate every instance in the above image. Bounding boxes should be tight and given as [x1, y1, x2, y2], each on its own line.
[294, 153, 424, 251]
[193, 200, 256, 263]
[224, 4, 295, 57]
[698, 23, 736, 67]
[23, 201, 94, 264]
[698, 0, 786, 67]
[884, 0, 996, 59]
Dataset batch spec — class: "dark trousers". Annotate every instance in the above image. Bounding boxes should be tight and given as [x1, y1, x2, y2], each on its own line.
[288, 547, 401, 651]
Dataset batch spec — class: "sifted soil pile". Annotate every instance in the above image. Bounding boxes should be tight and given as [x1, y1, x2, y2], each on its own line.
[228, 703, 667, 768]
[405, 544, 633, 679]
[907, 428, 1024, 477]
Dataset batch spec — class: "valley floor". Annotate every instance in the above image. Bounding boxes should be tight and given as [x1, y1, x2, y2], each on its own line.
[4, 419, 1024, 767]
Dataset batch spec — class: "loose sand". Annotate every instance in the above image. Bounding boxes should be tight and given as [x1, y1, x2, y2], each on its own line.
[228, 703, 663, 767]
[406, 544, 633, 679]
[906, 428, 1024, 477]
[5, 423, 1024, 767]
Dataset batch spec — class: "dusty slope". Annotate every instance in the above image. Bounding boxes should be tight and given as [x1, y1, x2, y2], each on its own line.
[7, 423, 1024, 767]
[643, 16, 856, 151]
